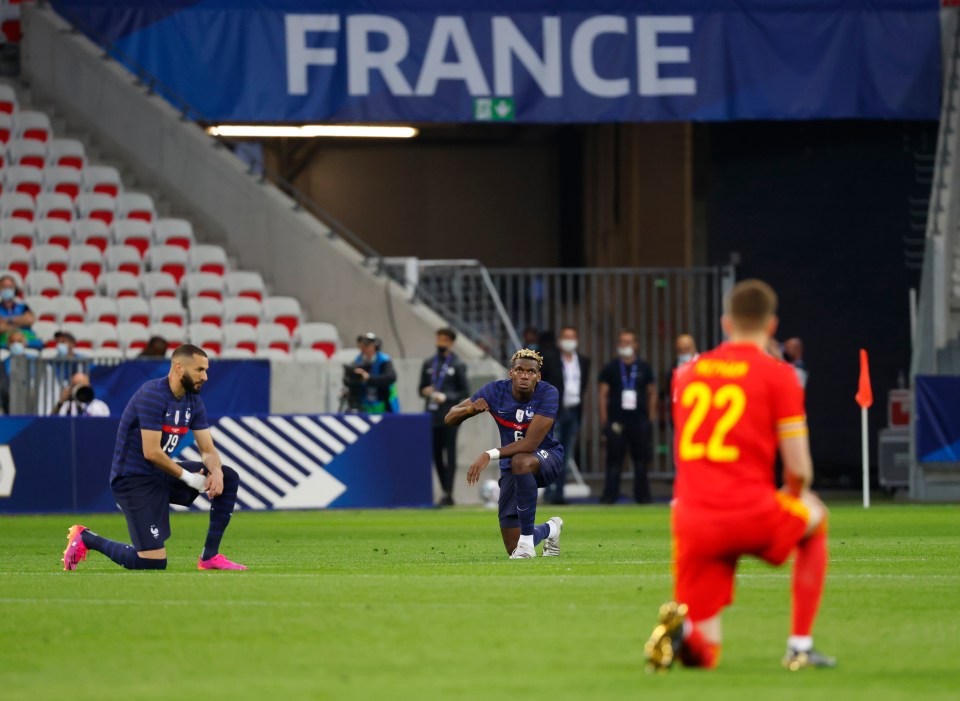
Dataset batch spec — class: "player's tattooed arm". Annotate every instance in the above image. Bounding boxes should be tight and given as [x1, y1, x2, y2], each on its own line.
[444, 397, 489, 427]
[193, 428, 224, 499]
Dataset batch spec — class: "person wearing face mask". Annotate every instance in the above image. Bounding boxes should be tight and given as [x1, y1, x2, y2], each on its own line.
[598, 329, 657, 504]
[0, 274, 38, 348]
[540, 326, 591, 504]
[782, 337, 808, 388]
[674, 334, 699, 369]
[419, 327, 469, 506]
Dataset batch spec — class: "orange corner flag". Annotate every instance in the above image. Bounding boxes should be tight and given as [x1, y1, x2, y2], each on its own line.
[855, 349, 873, 409]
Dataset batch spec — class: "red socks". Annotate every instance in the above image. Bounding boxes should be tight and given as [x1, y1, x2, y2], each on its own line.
[791, 522, 828, 637]
[680, 625, 720, 669]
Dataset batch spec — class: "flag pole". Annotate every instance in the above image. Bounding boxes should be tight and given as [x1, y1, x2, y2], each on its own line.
[861, 406, 869, 509]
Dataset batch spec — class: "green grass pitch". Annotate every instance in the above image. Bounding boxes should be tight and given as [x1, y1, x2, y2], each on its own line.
[1, 503, 958, 700]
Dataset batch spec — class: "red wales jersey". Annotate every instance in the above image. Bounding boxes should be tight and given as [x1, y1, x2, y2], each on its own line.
[671, 342, 807, 511]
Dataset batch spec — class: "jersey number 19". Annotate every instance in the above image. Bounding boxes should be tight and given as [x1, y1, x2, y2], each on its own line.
[161, 433, 180, 454]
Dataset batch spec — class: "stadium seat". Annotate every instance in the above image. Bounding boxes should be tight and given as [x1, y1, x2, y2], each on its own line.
[0, 113, 10, 148]
[92, 347, 124, 360]
[0, 218, 35, 249]
[220, 347, 255, 359]
[89, 321, 120, 349]
[0, 242, 30, 278]
[43, 166, 82, 201]
[149, 322, 185, 349]
[4, 165, 43, 199]
[62, 270, 98, 303]
[36, 219, 72, 249]
[54, 296, 86, 323]
[99, 271, 141, 299]
[14, 111, 52, 143]
[117, 193, 156, 223]
[7, 139, 47, 170]
[183, 272, 224, 301]
[23, 270, 60, 298]
[263, 296, 303, 335]
[0, 192, 35, 220]
[149, 297, 186, 327]
[293, 348, 331, 363]
[47, 139, 86, 170]
[117, 297, 150, 326]
[60, 322, 95, 350]
[103, 245, 143, 276]
[0, 84, 18, 115]
[68, 244, 104, 281]
[258, 322, 292, 353]
[84, 296, 119, 325]
[26, 295, 59, 323]
[154, 218, 194, 249]
[224, 271, 266, 301]
[223, 297, 261, 326]
[76, 193, 116, 227]
[140, 271, 179, 298]
[36, 193, 74, 223]
[32, 320, 58, 347]
[81, 166, 123, 198]
[145, 245, 187, 283]
[188, 244, 227, 275]
[331, 348, 360, 364]
[187, 297, 224, 327]
[186, 322, 223, 355]
[113, 220, 153, 257]
[296, 322, 339, 357]
[222, 323, 257, 354]
[31, 244, 69, 279]
[73, 218, 110, 252]
[117, 322, 149, 352]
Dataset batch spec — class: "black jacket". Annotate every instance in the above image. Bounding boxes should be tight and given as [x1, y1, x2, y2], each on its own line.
[540, 349, 591, 411]
[418, 352, 469, 425]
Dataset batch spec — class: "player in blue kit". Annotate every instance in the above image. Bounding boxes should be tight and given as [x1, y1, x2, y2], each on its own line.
[62, 344, 247, 571]
[446, 348, 564, 559]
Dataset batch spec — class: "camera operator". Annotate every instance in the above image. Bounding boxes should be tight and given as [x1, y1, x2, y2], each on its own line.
[53, 372, 111, 417]
[341, 332, 399, 414]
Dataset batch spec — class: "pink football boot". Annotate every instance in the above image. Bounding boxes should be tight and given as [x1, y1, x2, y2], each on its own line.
[198, 554, 247, 570]
[63, 525, 89, 571]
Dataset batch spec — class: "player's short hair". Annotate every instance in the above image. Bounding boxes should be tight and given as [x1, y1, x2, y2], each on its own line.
[618, 328, 637, 341]
[436, 327, 457, 342]
[725, 279, 778, 331]
[510, 348, 543, 369]
[171, 343, 208, 362]
[559, 325, 578, 335]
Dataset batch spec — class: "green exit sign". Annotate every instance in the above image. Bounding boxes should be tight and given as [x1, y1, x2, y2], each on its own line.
[474, 97, 515, 121]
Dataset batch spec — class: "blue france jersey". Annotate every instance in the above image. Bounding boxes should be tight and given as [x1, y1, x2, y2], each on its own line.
[471, 379, 561, 471]
[110, 377, 210, 481]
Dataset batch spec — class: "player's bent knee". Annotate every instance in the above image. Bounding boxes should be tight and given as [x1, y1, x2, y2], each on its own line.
[509, 454, 537, 475]
[221, 464, 240, 487]
[801, 493, 827, 537]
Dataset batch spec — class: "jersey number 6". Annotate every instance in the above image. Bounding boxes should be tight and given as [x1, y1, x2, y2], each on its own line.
[678, 382, 747, 463]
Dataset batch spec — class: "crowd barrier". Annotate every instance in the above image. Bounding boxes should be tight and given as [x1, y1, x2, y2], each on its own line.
[0, 413, 431, 513]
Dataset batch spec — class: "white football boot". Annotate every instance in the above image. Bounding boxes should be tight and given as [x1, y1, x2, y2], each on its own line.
[509, 542, 536, 559]
[541, 516, 563, 557]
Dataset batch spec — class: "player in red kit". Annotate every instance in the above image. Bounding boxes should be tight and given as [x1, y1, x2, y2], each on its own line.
[644, 279, 835, 672]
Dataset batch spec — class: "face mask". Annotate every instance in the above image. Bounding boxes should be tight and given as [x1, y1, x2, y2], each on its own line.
[677, 353, 693, 364]
[8, 342, 24, 355]
[559, 339, 578, 353]
[617, 346, 635, 359]
[437, 346, 450, 355]
[0, 288, 15, 301]
[56, 343, 70, 357]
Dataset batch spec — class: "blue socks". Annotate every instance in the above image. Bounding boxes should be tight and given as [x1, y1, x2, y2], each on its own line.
[514, 472, 538, 536]
[80, 530, 167, 570]
[201, 465, 240, 561]
[533, 522, 550, 546]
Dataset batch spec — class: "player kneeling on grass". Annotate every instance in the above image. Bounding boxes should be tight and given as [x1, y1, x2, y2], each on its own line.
[645, 279, 834, 672]
[445, 349, 563, 559]
[63, 344, 247, 572]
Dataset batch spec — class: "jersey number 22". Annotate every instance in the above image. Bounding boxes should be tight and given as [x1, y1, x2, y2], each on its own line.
[678, 382, 746, 462]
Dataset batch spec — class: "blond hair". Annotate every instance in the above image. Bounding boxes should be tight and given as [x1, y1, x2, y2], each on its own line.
[510, 348, 544, 369]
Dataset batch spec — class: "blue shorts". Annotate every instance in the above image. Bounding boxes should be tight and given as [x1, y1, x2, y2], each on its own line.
[498, 447, 564, 529]
[111, 462, 205, 551]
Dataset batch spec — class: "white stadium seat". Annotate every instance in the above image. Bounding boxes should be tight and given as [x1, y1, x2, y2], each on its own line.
[224, 270, 266, 301]
[145, 244, 187, 284]
[149, 297, 186, 327]
[296, 322, 339, 357]
[84, 296, 119, 325]
[99, 271, 141, 299]
[223, 296, 262, 326]
[188, 297, 224, 327]
[0, 218, 35, 249]
[117, 297, 151, 326]
[154, 218, 194, 249]
[186, 322, 223, 355]
[117, 192, 156, 223]
[36, 219, 72, 249]
[7, 139, 47, 169]
[47, 139, 87, 171]
[44, 166, 82, 201]
[263, 296, 303, 335]
[23, 269, 61, 298]
[188, 244, 227, 275]
[103, 245, 143, 276]
[73, 218, 110, 252]
[68, 244, 104, 281]
[81, 166, 123, 198]
[140, 271, 179, 298]
[258, 322, 292, 353]
[223, 322, 258, 354]
[14, 111, 53, 142]
[62, 270, 98, 303]
[183, 272, 224, 301]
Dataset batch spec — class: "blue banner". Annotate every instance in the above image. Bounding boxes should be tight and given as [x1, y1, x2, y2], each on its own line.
[0, 414, 432, 513]
[50, 1, 940, 123]
[915, 376, 960, 463]
[88, 360, 270, 417]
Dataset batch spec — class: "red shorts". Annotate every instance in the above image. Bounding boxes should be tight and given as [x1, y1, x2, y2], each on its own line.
[672, 492, 810, 622]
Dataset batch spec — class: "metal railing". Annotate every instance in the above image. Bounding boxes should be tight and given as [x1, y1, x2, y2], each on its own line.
[8, 355, 126, 415]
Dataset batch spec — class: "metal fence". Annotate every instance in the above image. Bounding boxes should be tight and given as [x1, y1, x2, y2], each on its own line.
[8, 355, 125, 416]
